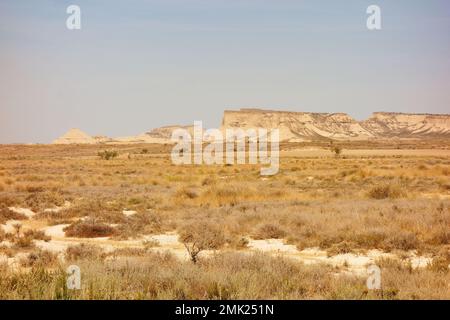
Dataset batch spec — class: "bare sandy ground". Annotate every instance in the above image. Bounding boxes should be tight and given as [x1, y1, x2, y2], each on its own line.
[0, 207, 439, 275]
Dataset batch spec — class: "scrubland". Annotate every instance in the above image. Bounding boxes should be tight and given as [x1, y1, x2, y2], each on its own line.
[0, 143, 449, 299]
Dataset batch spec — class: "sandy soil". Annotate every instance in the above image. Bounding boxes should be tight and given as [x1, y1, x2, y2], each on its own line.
[0, 207, 438, 275]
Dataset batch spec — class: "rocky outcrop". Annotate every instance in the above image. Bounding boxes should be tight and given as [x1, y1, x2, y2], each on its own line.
[144, 125, 196, 140]
[361, 112, 450, 138]
[221, 109, 450, 141]
[53, 109, 450, 144]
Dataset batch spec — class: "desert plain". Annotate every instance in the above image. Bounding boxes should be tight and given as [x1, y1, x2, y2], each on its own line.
[0, 138, 449, 300]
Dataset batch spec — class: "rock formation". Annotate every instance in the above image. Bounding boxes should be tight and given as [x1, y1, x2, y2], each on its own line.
[52, 128, 96, 144]
[52, 109, 450, 144]
[221, 108, 450, 141]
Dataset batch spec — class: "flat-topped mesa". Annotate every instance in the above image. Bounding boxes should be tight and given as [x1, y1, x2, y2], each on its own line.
[52, 109, 450, 144]
[222, 108, 372, 141]
[222, 108, 450, 141]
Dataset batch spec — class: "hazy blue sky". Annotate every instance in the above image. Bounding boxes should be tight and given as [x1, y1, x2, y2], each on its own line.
[1, 0, 449, 143]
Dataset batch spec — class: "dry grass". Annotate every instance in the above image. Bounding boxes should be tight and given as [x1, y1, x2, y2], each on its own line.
[0, 143, 449, 299]
[0, 251, 447, 299]
[20, 249, 58, 268]
[367, 183, 406, 199]
[65, 244, 105, 261]
[0, 207, 27, 224]
[253, 223, 286, 239]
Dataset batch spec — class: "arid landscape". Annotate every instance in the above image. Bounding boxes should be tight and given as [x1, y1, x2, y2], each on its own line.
[0, 109, 449, 299]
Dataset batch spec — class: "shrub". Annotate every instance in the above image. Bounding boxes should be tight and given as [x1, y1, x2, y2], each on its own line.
[116, 212, 162, 239]
[428, 248, 450, 273]
[201, 177, 216, 186]
[20, 250, 58, 268]
[98, 150, 118, 160]
[179, 222, 226, 263]
[142, 239, 160, 249]
[64, 219, 116, 238]
[327, 241, 354, 256]
[0, 207, 27, 224]
[253, 223, 286, 239]
[65, 243, 104, 261]
[13, 235, 35, 249]
[110, 247, 147, 257]
[368, 184, 405, 199]
[228, 237, 249, 250]
[0, 195, 17, 208]
[331, 146, 342, 158]
[175, 187, 198, 200]
[382, 232, 419, 251]
[23, 229, 51, 242]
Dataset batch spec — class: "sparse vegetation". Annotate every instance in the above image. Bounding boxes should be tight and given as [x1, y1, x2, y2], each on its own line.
[97, 150, 118, 160]
[331, 145, 343, 158]
[0, 143, 449, 299]
[64, 219, 117, 238]
[253, 223, 286, 239]
[179, 222, 226, 263]
[368, 183, 406, 199]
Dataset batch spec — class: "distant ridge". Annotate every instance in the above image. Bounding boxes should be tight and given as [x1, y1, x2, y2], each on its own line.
[52, 109, 450, 144]
[221, 109, 450, 141]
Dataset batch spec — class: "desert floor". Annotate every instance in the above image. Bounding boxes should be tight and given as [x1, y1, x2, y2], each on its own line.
[0, 142, 449, 299]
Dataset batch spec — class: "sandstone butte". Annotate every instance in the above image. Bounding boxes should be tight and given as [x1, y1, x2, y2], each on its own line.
[53, 109, 450, 144]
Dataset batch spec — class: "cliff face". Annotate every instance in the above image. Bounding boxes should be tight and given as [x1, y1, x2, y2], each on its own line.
[221, 109, 450, 141]
[53, 109, 450, 144]
[361, 112, 450, 138]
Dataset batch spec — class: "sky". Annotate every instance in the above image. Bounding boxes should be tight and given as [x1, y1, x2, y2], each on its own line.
[0, 0, 449, 143]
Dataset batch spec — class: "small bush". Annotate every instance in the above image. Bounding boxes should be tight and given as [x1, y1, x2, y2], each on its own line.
[179, 222, 226, 263]
[13, 235, 35, 249]
[116, 212, 162, 239]
[0, 207, 27, 224]
[368, 184, 405, 199]
[253, 223, 286, 239]
[327, 241, 354, 256]
[98, 150, 118, 160]
[428, 248, 450, 273]
[331, 146, 342, 158]
[20, 250, 58, 268]
[0, 195, 17, 208]
[110, 247, 147, 257]
[23, 229, 51, 242]
[228, 237, 249, 250]
[142, 239, 160, 249]
[24, 191, 65, 212]
[66, 243, 105, 261]
[175, 187, 198, 200]
[64, 219, 117, 238]
[382, 232, 419, 251]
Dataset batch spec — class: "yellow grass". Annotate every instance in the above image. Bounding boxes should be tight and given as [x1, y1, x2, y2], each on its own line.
[0, 142, 449, 299]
